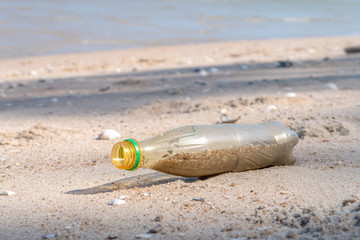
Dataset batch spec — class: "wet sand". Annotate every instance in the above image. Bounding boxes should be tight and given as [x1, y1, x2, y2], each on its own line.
[1, 36, 360, 239]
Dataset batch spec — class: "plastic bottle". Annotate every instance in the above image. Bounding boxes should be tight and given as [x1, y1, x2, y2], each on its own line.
[111, 121, 299, 177]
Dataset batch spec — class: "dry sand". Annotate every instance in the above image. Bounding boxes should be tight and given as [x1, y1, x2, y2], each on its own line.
[1, 36, 360, 239]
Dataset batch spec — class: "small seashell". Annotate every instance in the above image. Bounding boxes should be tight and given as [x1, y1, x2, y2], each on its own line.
[108, 198, 126, 205]
[98, 129, 121, 140]
[115, 68, 122, 73]
[264, 105, 277, 113]
[285, 92, 297, 98]
[0, 158, 6, 162]
[220, 114, 240, 124]
[0, 190, 15, 196]
[321, 83, 338, 91]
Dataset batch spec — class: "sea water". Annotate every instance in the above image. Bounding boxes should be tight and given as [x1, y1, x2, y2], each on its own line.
[0, 0, 359, 58]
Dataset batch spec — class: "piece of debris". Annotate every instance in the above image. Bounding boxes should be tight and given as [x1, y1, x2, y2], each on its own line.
[148, 224, 163, 234]
[108, 198, 126, 206]
[277, 61, 293, 68]
[321, 83, 338, 91]
[344, 46, 360, 54]
[220, 114, 241, 124]
[97, 129, 121, 140]
[0, 190, 15, 196]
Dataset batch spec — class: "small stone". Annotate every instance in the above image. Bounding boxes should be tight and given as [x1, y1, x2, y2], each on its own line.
[285, 92, 297, 98]
[49, 98, 58, 103]
[168, 89, 180, 95]
[0, 190, 15, 196]
[99, 86, 111, 92]
[241, 65, 248, 70]
[98, 129, 121, 140]
[220, 114, 241, 124]
[192, 197, 205, 201]
[148, 224, 163, 234]
[135, 233, 152, 239]
[278, 61, 293, 68]
[153, 215, 163, 222]
[115, 68, 122, 73]
[198, 69, 208, 77]
[42, 234, 56, 239]
[321, 83, 338, 91]
[285, 231, 297, 239]
[0, 158, 6, 162]
[209, 67, 219, 73]
[108, 199, 126, 205]
[107, 235, 118, 239]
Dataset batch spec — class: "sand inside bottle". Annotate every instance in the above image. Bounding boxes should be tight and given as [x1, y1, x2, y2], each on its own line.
[150, 142, 296, 177]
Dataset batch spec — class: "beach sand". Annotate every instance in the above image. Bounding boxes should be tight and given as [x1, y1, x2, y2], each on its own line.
[1, 36, 360, 239]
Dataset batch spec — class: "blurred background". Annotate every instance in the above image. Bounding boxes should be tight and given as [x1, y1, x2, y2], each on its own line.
[1, 0, 359, 59]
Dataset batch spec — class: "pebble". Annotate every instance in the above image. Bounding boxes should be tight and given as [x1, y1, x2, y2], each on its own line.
[278, 61, 293, 68]
[198, 69, 208, 77]
[148, 224, 163, 234]
[0, 158, 6, 162]
[264, 105, 278, 112]
[153, 215, 163, 222]
[42, 234, 56, 239]
[0, 190, 15, 196]
[321, 83, 338, 91]
[98, 129, 121, 140]
[108, 198, 126, 205]
[115, 68, 122, 73]
[209, 67, 219, 73]
[135, 233, 152, 239]
[49, 98, 58, 103]
[285, 92, 297, 98]
[241, 65, 248, 70]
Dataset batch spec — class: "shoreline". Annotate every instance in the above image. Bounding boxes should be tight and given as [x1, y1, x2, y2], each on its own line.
[1, 36, 360, 82]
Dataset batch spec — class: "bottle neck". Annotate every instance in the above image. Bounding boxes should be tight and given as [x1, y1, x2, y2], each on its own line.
[111, 139, 142, 171]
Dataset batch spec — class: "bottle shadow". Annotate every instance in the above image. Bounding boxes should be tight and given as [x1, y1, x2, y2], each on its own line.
[65, 172, 198, 195]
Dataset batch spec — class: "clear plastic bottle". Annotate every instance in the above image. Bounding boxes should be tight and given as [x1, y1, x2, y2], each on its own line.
[111, 121, 299, 177]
